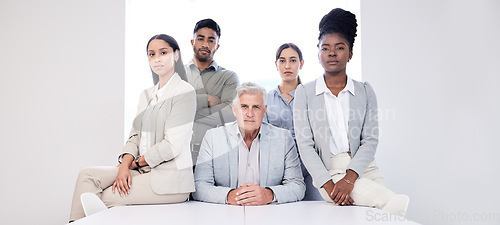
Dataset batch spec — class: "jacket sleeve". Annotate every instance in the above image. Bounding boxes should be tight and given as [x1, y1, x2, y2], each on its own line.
[266, 130, 305, 203]
[194, 71, 239, 126]
[143, 87, 196, 168]
[192, 129, 233, 204]
[348, 82, 379, 175]
[293, 84, 332, 188]
[121, 90, 149, 158]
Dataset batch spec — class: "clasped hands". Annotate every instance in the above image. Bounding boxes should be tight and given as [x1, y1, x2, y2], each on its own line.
[227, 183, 274, 206]
[323, 169, 358, 206]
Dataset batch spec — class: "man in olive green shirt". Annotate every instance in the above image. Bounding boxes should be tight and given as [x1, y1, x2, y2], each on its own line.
[185, 18, 239, 164]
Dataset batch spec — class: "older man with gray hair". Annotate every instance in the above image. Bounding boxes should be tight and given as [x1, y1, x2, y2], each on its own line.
[193, 82, 305, 205]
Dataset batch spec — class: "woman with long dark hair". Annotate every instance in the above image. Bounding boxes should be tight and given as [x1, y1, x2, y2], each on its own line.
[264, 43, 322, 200]
[69, 34, 196, 221]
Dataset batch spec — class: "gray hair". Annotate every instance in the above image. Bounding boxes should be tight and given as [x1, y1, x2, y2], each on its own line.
[232, 82, 267, 105]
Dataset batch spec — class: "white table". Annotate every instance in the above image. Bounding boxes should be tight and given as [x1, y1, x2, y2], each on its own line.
[69, 201, 420, 225]
[245, 201, 420, 225]
[70, 201, 244, 225]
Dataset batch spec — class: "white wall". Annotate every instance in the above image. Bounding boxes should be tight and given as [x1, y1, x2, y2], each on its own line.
[0, 0, 125, 224]
[361, 0, 500, 224]
[124, 0, 361, 139]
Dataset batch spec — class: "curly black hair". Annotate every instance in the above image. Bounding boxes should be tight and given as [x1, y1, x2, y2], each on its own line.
[318, 8, 358, 51]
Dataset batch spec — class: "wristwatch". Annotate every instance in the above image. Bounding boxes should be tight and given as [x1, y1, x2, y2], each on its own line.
[134, 156, 141, 168]
[117, 153, 133, 164]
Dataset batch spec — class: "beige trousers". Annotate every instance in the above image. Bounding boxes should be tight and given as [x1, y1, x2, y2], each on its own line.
[319, 153, 396, 210]
[69, 166, 189, 221]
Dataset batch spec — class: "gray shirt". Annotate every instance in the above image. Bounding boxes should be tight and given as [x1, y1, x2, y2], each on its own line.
[263, 86, 296, 139]
[185, 60, 239, 164]
[185, 60, 239, 125]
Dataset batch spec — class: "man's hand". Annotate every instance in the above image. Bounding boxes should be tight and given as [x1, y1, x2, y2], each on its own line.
[227, 183, 273, 206]
[227, 189, 239, 205]
[207, 95, 221, 107]
[331, 170, 358, 206]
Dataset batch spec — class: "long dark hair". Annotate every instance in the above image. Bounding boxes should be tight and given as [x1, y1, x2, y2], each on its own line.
[146, 34, 187, 84]
[275, 43, 303, 84]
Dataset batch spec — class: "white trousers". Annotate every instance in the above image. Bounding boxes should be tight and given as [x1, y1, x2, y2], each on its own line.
[69, 166, 190, 221]
[318, 153, 396, 209]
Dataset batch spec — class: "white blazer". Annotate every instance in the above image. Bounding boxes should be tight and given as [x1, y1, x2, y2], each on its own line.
[122, 73, 196, 194]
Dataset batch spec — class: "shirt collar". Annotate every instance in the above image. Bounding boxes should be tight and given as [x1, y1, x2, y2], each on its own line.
[151, 73, 175, 99]
[272, 86, 297, 102]
[235, 123, 262, 141]
[274, 85, 296, 96]
[345, 77, 355, 95]
[315, 76, 329, 96]
[271, 87, 280, 96]
[188, 59, 219, 72]
[315, 75, 355, 96]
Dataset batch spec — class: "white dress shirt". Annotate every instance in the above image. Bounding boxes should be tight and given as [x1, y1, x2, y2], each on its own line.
[139, 75, 173, 156]
[315, 76, 355, 156]
[236, 126, 261, 187]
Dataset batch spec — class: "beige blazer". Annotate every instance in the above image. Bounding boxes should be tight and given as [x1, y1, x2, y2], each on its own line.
[122, 73, 196, 194]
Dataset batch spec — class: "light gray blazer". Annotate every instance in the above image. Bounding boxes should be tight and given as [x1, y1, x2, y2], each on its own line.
[122, 74, 196, 195]
[293, 78, 379, 189]
[192, 122, 305, 204]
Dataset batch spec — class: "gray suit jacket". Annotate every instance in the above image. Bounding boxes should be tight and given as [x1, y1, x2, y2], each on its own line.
[293, 78, 379, 189]
[122, 74, 196, 195]
[192, 122, 305, 204]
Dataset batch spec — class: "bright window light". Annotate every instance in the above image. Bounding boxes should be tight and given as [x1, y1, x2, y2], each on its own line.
[125, 0, 361, 137]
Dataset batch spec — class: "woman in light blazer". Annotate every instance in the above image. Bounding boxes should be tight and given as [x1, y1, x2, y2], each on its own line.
[69, 34, 196, 221]
[263, 43, 322, 200]
[293, 8, 409, 215]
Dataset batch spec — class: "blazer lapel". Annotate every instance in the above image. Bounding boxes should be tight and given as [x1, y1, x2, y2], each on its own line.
[259, 124, 270, 187]
[348, 82, 363, 148]
[150, 74, 182, 143]
[226, 122, 239, 188]
[312, 88, 332, 153]
[137, 88, 153, 116]
[131, 88, 153, 136]
[156, 74, 181, 103]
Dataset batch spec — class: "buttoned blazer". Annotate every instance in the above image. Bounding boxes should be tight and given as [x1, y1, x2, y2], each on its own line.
[122, 74, 196, 194]
[293, 78, 379, 189]
[192, 122, 305, 204]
